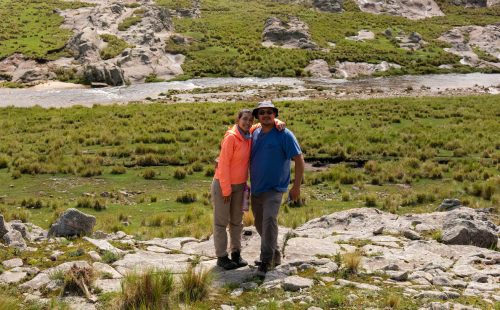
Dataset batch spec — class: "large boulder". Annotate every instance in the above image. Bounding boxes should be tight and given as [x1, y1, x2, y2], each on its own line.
[441, 208, 498, 248]
[262, 17, 317, 50]
[67, 27, 103, 61]
[84, 64, 126, 86]
[438, 198, 462, 211]
[354, 0, 444, 19]
[48, 208, 96, 237]
[312, 0, 343, 12]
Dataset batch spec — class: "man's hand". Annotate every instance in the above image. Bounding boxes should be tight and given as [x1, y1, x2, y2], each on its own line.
[289, 185, 300, 201]
[223, 195, 231, 204]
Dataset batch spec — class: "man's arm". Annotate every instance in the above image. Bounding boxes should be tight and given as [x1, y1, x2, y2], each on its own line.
[289, 153, 304, 201]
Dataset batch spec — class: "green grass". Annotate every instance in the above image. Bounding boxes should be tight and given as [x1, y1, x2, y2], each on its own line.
[0, 0, 91, 60]
[118, 9, 145, 31]
[161, 0, 500, 78]
[0, 95, 499, 239]
[99, 34, 132, 60]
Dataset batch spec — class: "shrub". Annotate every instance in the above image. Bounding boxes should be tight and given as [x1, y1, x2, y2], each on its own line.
[174, 168, 186, 180]
[342, 251, 362, 274]
[179, 267, 212, 302]
[62, 265, 96, 298]
[143, 169, 156, 180]
[176, 192, 197, 203]
[79, 167, 102, 177]
[111, 166, 126, 174]
[120, 269, 174, 310]
[76, 198, 106, 211]
[341, 192, 351, 201]
[118, 10, 144, 31]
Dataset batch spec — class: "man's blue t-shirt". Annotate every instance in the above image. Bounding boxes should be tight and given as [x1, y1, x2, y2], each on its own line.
[250, 127, 302, 194]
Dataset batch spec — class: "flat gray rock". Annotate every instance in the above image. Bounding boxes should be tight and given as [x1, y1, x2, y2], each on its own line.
[0, 271, 27, 284]
[83, 237, 123, 255]
[282, 275, 313, 291]
[93, 262, 122, 279]
[337, 279, 381, 291]
[94, 278, 121, 293]
[113, 251, 192, 274]
[19, 273, 51, 290]
[2, 258, 23, 269]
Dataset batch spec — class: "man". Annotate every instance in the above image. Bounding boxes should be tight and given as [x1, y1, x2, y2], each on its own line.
[250, 100, 304, 277]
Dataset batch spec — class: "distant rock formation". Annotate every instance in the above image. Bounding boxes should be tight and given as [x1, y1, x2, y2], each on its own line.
[332, 61, 401, 78]
[451, 0, 499, 7]
[262, 17, 318, 49]
[439, 24, 500, 70]
[353, 0, 444, 19]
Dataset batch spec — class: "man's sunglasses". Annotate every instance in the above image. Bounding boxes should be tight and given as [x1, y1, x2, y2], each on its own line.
[258, 109, 274, 115]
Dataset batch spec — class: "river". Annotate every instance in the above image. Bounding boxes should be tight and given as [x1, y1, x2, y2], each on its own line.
[0, 73, 498, 108]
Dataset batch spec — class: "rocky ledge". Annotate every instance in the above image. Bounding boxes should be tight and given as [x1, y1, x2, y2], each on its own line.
[0, 203, 498, 309]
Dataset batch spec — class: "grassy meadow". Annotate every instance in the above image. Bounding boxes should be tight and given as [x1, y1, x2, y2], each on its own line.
[0, 95, 499, 240]
[162, 0, 500, 79]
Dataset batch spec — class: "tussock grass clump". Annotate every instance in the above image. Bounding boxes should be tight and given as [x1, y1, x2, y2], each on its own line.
[179, 267, 212, 302]
[120, 269, 174, 310]
[176, 192, 197, 204]
[142, 169, 157, 180]
[385, 294, 402, 308]
[242, 211, 254, 227]
[101, 250, 120, 264]
[118, 9, 144, 31]
[0, 156, 8, 169]
[76, 198, 107, 211]
[21, 198, 44, 209]
[174, 168, 187, 180]
[364, 193, 378, 207]
[342, 251, 362, 274]
[0, 294, 19, 310]
[324, 290, 345, 307]
[111, 166, 127, 174]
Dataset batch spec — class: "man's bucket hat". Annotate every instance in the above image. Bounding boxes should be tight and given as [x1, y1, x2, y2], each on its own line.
[252, 100, 279, 118]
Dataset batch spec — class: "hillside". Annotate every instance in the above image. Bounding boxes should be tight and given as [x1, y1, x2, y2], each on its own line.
[0, 0, 499, 86]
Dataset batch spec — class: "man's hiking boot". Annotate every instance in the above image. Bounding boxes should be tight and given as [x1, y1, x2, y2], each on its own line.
[217, 255, 238, 270]
[254, 250, 281, 267]
[231, 251, 248, 268]
[255, 261, 269, 279]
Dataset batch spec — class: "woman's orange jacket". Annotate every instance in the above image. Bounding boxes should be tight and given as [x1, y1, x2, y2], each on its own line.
[214, 124, 252, 196]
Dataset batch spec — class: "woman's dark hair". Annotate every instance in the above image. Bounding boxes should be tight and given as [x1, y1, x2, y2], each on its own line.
[236, 109, 253, 122]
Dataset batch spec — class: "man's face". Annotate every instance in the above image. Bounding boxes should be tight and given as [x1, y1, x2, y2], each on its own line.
[257, 108, 275, 126]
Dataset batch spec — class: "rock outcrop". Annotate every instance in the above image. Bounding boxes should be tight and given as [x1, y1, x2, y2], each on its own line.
[312, 0, 343, 12]
[4, 207, 499, 308]
[451, 0, 500, 7]
[439, 24, 500, 70]
[354, 0, 444, 20]
[0, 0, 183, 85]
[262, 17, 318, 49]
[48, 208, 96, 237]
[304, 59, 332, 78]
[332, 61, 401, 78]
[0, 214, 8, 237]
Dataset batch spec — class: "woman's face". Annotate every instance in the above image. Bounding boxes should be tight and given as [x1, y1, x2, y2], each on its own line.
[238, 112, 254, 132]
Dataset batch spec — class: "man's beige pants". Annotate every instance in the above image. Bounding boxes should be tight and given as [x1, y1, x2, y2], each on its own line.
[211, 179, 244, 258]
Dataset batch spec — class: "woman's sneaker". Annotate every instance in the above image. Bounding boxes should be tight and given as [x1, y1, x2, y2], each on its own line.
[231, 251, 248, 268]
[217, 255, 238, 270]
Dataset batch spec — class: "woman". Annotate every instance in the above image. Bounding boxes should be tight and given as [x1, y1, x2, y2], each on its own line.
[211, 109, 284, 270]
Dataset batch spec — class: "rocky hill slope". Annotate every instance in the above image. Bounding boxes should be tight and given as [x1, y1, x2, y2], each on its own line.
[1, 204, 498, 309]
[0, 0, 498, 86]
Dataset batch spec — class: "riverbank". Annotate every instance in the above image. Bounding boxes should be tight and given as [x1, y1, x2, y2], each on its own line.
[0, 73, 499, 108]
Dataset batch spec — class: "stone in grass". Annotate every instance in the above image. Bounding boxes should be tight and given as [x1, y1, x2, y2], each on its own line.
[240, 282, 258, 291]
[403, 229, 422, 240]
[19, 273, 51, 291]
[282, 275, 314, 292]
[3, 229, 26, 249]
[48, 208, 96, 237]
[2, 258, 23, 269]
[386, 270, 408, 281]
[438, 199, 462, 211]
